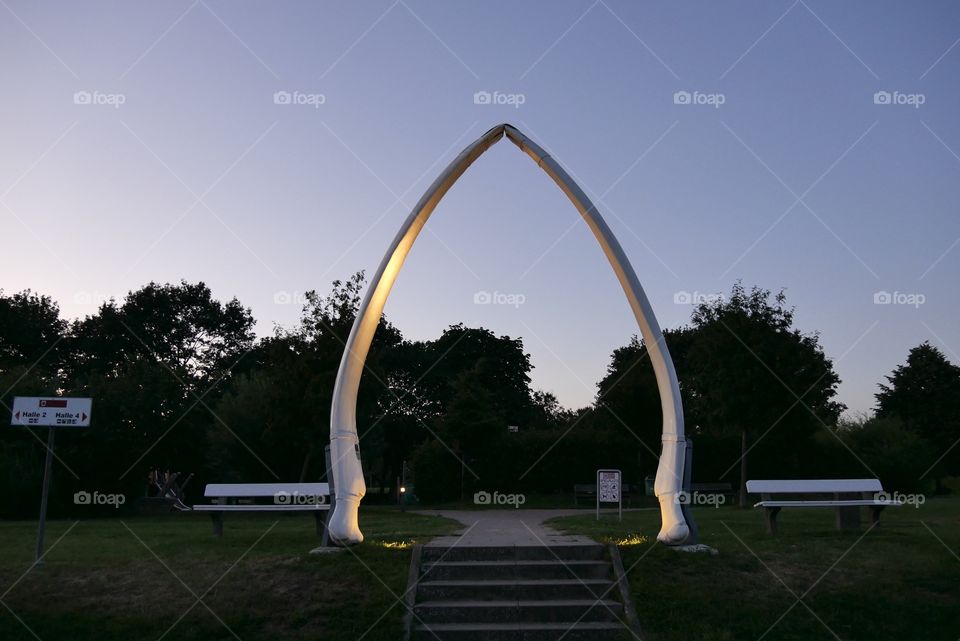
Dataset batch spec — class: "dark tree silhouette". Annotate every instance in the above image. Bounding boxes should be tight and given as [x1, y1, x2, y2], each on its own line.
[876, 342, 960, 480]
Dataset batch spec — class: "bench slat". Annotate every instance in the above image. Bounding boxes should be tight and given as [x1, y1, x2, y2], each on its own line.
[746, 479, 882, 494]
[192, 504, 330, 512]
[203, 483, 329, 498]
[755, 499, 903, 508]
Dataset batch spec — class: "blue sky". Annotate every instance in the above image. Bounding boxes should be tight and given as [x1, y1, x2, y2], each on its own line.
[2, 1, 959, 415]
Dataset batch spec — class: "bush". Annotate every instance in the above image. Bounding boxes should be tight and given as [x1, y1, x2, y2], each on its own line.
[411, 440, 464, 503]
[838, 416, 939, 493]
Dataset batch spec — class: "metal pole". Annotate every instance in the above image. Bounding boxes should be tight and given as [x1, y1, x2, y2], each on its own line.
[35, 428, 55, 565]
[680, 439, 699, 545]
[400, 460, 407, 513]
[595, 470, 600, 521]
[321, 445, 337, 547]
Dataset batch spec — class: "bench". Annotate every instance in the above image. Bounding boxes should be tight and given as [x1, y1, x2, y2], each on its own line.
[691, 482, 734, 495]
[573, 483, 595, 506]
[746, 479, 903, 534]
[192, 483, 330, 537]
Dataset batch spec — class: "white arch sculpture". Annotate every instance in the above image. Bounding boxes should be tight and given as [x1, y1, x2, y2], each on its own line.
[327, 123, 690, 546]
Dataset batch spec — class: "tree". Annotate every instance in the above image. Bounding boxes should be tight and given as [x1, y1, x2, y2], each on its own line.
[834, 415, 939, 493]
[0, 290, 69, 518]
[595, 328, 697, 478]
[65, 281, 255, 495]
[69, 281, 254, 388]
[413, 324, 534, 424]
[876, 342, 960, 480]
[0, 289, 68, 396]
[210, 273, 402, 485]
[689, 283, 844, 505]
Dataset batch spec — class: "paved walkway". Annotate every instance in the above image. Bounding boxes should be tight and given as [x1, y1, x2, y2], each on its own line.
[414, 509, 598, 547]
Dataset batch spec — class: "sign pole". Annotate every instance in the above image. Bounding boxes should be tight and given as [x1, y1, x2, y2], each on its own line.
[35, 428, 55, 566]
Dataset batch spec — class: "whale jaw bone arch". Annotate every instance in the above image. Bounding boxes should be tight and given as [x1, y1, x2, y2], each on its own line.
[327, 123, 690, 546]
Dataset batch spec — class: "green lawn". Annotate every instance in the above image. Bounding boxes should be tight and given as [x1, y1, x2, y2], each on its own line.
[548, 497, 960, 641]
[0, 508, 460, 641]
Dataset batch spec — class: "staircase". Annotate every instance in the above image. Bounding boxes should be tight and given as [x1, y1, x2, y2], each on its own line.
[409, 544, 637, 640]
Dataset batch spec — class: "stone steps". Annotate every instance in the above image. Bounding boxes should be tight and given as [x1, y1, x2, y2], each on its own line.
[415, 599, 623, 623]
[409, 544, 635, 641]
[421, 560, 612, 581]
[421, 544, 606, 563]
[417, 578, 616, 601]
[412, 622, 628, 641]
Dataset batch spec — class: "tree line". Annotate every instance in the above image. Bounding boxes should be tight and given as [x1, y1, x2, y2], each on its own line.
[1, 276, 956, 516]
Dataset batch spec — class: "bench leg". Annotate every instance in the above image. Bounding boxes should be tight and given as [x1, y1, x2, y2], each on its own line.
[210, 512, 223, 538]
[764, 507, 781, 534]
[835, 506, 861, 530]
[869, 505, 885, 527]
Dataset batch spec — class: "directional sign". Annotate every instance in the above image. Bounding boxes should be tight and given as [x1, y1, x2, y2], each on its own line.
[11, 397, 92, 428]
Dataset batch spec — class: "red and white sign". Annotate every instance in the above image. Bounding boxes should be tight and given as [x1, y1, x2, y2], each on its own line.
[11, 397, 92, 427]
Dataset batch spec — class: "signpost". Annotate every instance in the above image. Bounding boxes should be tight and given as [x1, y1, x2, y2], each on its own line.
[10, 397, 92, 565]
[596, 468, 622, 521]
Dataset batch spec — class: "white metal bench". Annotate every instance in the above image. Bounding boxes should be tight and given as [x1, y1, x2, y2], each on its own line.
[746, 479, 903, 534]
[192, 483, 331, 537]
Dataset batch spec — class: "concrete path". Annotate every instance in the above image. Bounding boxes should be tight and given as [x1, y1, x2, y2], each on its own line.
[414, 509, 598, 547]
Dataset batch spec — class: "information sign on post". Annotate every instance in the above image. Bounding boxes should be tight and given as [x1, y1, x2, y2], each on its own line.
[596, 468, 622, 521]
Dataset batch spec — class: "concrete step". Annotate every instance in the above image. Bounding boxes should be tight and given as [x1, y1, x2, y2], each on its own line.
[416, 579, 615, 602]
[414, 599, 623, 624]
[421, 544, 605, 563]
[421, 560, 612, 581]
[411, 621, 630, 641]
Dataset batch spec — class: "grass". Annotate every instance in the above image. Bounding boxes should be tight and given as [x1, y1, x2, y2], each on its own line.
[548, 496, 960, 641]
[0, 507, 460, 641]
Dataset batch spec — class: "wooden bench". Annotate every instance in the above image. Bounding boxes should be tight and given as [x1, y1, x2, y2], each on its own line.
[192, 483, 330, 537]
[573, 483, 596, 506]
[691, 482, 734, 496]
[746, 479, 903, 534]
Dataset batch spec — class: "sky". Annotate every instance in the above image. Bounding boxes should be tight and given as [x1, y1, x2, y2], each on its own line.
[2, 1, 959, 416]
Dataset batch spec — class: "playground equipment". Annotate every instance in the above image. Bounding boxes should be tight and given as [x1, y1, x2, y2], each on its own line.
[327, 123, 691, 545]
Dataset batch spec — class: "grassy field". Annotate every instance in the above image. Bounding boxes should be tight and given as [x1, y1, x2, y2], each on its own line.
[548, 496, 960, 641]
[3, 499, 957, 641]
[0, 508, 460, 641]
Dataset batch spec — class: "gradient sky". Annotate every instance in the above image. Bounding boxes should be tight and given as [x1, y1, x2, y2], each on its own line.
[2, 1, 959, 415]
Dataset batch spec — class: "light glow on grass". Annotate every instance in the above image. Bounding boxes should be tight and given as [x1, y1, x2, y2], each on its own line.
[376, 540, 413, 549]
[612, 533, 649, 546]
